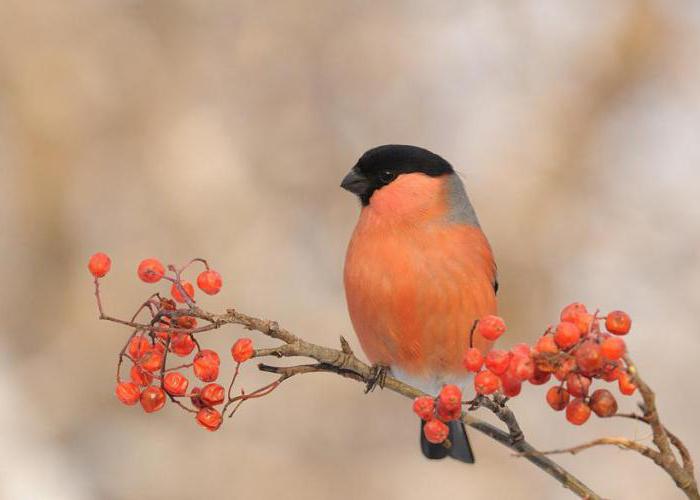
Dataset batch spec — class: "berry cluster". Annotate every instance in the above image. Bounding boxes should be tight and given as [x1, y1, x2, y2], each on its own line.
[532, 304, 633, 424]
[413, 385, 463, 443]
[89, 253, 256, 431]
[413, 305, 635, 444]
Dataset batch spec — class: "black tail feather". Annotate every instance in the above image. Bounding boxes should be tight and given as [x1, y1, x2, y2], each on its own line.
[420, 420, 475, 464]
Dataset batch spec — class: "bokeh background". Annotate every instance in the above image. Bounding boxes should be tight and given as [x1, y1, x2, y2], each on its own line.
[1, 1, 699, 499]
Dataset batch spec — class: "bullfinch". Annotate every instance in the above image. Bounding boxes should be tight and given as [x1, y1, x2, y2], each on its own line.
[341, 145, 498, 463]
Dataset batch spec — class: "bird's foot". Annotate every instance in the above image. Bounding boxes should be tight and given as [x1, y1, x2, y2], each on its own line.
[494, 393, 510, 407]
[365, 364, 389, 393]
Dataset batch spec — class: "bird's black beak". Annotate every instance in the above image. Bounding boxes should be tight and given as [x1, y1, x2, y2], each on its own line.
[340, 168, 369, 196]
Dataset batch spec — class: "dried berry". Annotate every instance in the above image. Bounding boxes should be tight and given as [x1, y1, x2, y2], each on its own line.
[574, 341, 603, 374]
[590, 389, 618, 417]
[566, 373, 591, 398]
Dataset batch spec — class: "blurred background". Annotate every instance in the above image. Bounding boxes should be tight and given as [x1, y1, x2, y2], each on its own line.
[1, 1, 699, 499]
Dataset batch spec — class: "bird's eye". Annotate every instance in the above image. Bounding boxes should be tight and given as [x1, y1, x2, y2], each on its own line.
[379, 170, 396, 184]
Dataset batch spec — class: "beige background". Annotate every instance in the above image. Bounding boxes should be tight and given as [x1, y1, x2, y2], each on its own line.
[1, 1, 699, 499]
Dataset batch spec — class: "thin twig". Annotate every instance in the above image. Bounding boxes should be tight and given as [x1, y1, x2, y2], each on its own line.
[516, 437, 660, 460]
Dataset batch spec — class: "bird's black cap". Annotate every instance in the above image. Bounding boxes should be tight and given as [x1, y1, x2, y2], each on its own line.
[341, 145, 454, 205]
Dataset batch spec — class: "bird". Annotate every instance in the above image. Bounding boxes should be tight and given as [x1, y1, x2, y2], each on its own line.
[341, 144, 498, 463]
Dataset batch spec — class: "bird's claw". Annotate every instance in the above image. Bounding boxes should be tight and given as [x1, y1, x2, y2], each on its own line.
[494, 393, 510, 407]
[365, 364, 389, 393]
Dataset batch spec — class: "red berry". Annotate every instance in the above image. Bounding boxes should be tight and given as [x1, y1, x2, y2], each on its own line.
[600, 336, 626, 360]
[546, 386, 570, 411]
[590, 389, 618, 417]
[565, 373, 591, 398]
[500, 371, 522, 397]
[412, 396, 435, 421]
[535, 335, 559, 355]
[475, 315, 506, 341]
[190, 387, 205, 409]
[128, 336, 150, 359]
[170, 333, 196, 357]
[193, 349, 220, 382]
[196, 407, 223, 431]
[574, 341, 604, 374]
[88, 252, 111, 278]
[155, 329, 170, 341]
[560, 302, 593, 334]
[163, 372, 189, 396]
[554, 357, 577, 381]
[115, 382, 141, 405]
[474, 370, 501, 395]
[463, 347, 484, 372]
[423, 418, 450, 444]
[485, 349, 511, 375]
[137, 258, 165, 283]
[176, 316, 198, 329]
[554, 321, 581, 349]
[231, 338, 254, 363]
[140, 348, 164, 372]
[560, 302, 587, 320]
[528, 367, 552, 386]
[197, 270, 223, 295]
[618, 372, 637, 395]
[200, 383, 226, 406]
[566, 398, 592, 425]
[509, 354, 535, 381]
[160, 298, 177, 311]
[510, 343, 532, 358]
[601, 362, 621, 382]
[140, 386, 166, 413]
[438, 385, 462, 412]
[606, 310, 631, 335]
[171, 281, 195, 303]
[437, 403, 462, 422]
[130, 365, 153, 386]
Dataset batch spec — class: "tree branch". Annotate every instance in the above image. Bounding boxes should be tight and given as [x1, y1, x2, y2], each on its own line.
[98, 296, 698, 499]
[623, 357, 699, 498]
[165, 307, 603, 499]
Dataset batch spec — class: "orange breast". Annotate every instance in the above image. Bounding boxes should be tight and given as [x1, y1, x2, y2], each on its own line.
[344, 208, 497, 379]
